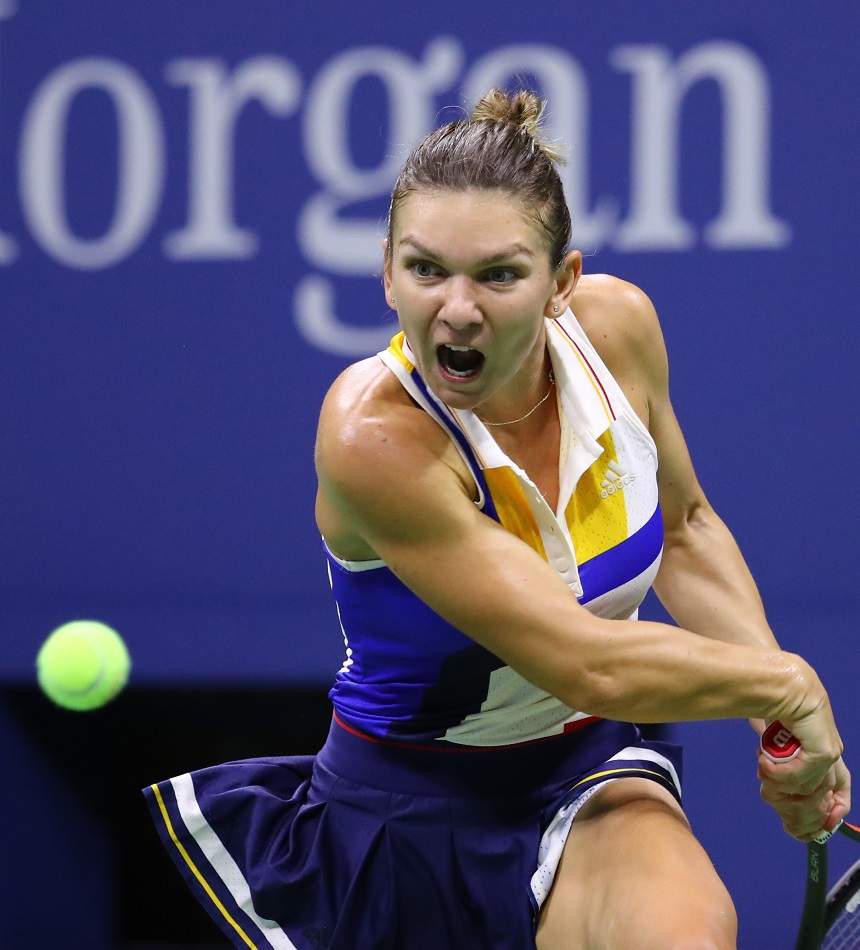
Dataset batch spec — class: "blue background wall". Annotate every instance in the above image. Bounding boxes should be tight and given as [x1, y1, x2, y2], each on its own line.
[2, 1, 858, 946]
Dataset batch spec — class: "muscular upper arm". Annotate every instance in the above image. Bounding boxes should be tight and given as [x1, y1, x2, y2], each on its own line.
[314, 378, 602, 705]
[626, 285, 713, 537]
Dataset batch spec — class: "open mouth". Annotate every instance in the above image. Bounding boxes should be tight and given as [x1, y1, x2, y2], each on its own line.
[436, 344, 485, 381]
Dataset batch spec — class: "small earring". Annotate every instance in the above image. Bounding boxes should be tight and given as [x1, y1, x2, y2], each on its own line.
[553, 305, 559, 313]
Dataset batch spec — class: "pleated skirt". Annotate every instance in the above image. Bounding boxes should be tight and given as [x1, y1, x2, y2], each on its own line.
[143, 715, 682, 950]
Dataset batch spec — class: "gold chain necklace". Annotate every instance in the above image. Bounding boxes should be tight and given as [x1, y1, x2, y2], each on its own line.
[478, 371, 555, 426]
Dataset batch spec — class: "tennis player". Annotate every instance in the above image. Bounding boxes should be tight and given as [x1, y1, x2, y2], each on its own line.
[144, 89, 850, 949]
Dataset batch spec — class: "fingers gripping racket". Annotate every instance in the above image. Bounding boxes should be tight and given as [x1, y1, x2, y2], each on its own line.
[761, 722, 860, 949]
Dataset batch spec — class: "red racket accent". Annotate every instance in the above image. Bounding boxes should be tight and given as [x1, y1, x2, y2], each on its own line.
[761, 721, 802, 761]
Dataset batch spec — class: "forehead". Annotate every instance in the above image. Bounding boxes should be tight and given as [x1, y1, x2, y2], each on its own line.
[393, 188, 548, 261]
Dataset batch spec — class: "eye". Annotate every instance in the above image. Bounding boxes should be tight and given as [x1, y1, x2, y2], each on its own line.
[484, 267, 518, 284]
[409, 260, 442, 279]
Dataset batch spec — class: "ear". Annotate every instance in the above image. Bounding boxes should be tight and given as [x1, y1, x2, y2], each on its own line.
[545, 250, 582, 318]
[382, 239, 396, 309]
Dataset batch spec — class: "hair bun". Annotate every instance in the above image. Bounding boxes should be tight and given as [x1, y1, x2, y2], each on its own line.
[470, 88, 566, 164]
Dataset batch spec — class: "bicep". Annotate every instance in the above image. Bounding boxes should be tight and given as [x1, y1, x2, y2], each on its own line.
[651, 392, 712, 535]
[626, 288, 712, 534]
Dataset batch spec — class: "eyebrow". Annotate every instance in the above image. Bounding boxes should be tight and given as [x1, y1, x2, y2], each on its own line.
[398, 235, 535, 267]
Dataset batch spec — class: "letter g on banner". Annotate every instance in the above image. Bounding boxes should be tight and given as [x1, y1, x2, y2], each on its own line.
[294, 38, 463, 357]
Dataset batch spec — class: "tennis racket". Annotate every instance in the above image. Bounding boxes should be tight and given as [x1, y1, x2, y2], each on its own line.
[761, 722, 860, 949]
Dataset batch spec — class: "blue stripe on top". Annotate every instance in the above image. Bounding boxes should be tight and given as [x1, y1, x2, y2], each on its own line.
[579, 505, 663, 604]
[408, 367, 499, 521]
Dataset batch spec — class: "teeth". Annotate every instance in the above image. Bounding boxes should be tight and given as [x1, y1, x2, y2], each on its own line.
[445, 344, 476, 352]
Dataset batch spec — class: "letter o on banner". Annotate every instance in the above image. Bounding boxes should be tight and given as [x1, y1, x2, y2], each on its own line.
[20, 58, 165, 270]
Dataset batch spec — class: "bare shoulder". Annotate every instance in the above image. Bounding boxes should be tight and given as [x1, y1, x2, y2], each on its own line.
[573, 272, 658, 324]
[572, 274, 667, 377]
[316, 356, 406, 461]
[315, 356, 474, 558]
[317, 357, 452, 487]
[571, 274, 670, 419]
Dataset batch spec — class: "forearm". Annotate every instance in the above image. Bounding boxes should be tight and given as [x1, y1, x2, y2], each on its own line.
[565, 614, 839, 801]
[413, 509, 809, 728]
[652, 504, 779, 650]
[571, 616, 805, 725]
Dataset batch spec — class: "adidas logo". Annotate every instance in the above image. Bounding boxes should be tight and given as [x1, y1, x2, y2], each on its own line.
[600, 461, 635, 498]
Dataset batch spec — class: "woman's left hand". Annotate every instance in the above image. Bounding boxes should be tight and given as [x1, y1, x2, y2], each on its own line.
[758, 755, 851, 842]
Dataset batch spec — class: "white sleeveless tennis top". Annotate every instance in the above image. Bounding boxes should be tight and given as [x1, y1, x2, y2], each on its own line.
[326, 308, 663, 746]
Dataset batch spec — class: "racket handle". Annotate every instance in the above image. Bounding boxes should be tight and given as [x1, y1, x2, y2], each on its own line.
[811, 822, 841, 844]
[761, 721, 802, 762]
[761, 723, 844, 844]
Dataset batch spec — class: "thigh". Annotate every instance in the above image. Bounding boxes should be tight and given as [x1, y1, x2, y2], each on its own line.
[535, 778, 737, 950]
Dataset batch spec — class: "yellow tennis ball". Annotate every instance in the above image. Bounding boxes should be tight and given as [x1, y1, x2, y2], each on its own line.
[36, 620, 131, 711]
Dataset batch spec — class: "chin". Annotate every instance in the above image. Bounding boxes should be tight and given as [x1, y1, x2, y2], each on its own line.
[430, 366, 487, 406]
[425, 380, 474, 408]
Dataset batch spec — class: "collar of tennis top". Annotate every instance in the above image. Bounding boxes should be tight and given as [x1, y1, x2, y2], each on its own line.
[400, 312, 614, 478]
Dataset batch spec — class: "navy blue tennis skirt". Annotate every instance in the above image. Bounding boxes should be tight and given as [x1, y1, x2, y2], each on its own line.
[144, 715, 682, 949]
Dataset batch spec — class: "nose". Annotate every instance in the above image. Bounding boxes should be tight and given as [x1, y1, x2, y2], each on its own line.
[438, 276, 482, 333]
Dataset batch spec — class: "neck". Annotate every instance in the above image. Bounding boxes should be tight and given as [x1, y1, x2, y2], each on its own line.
[478, 372, 555, 428]
[475, 353, 555, 428]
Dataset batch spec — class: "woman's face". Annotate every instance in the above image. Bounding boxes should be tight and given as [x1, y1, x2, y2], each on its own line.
[384, 188, 579, 412]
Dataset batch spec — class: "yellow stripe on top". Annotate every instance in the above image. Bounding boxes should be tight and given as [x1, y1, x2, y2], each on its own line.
[565, 428, 629, 564]
[483, 467, 547, 559]
[149, 784, 258, 950]
[387, 331, 414, 371]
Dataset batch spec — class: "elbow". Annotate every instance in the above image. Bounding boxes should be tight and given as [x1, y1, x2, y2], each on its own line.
[662, 499, 719, 547]
[563, 671, 630, 720]
[553, 632, 627, 718]
[562, 679, 644, 723]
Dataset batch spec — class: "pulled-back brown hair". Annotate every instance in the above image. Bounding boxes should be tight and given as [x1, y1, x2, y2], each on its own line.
[385, 88, 571, 271]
